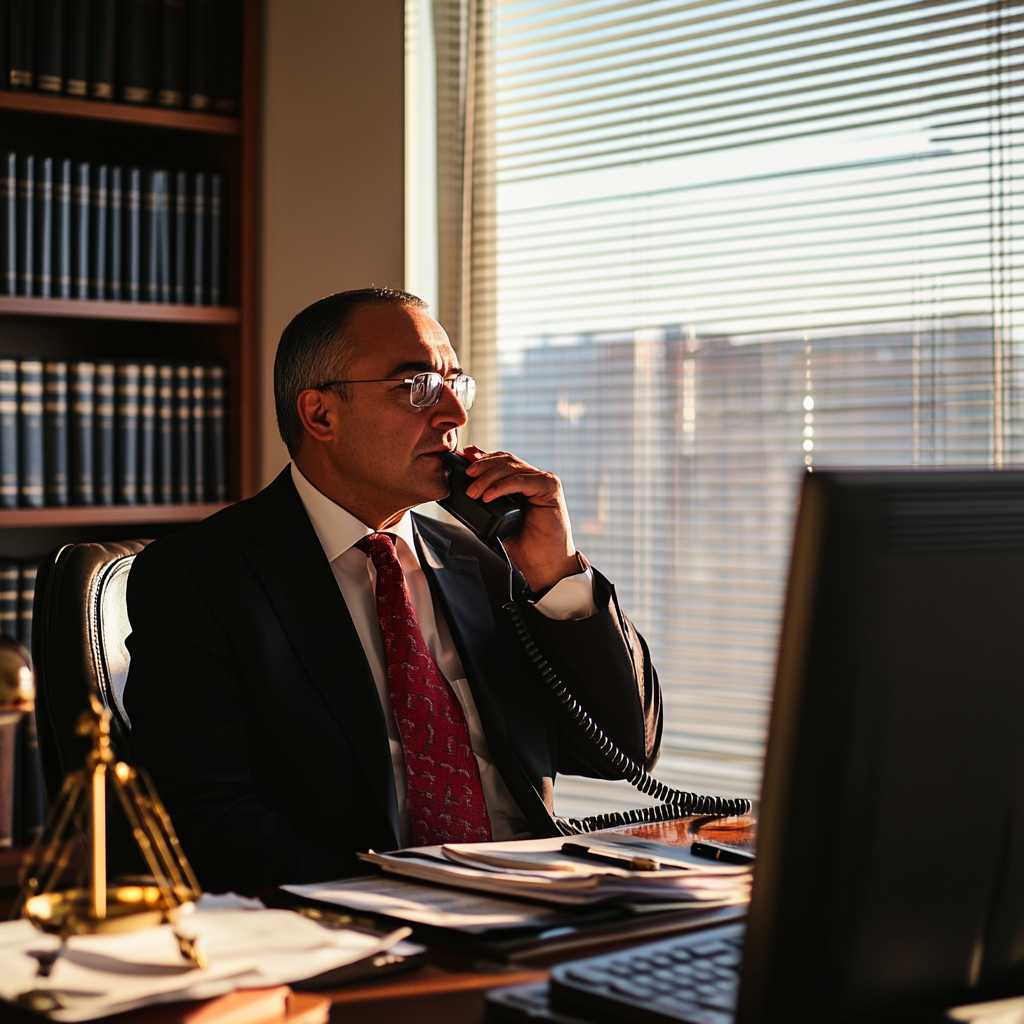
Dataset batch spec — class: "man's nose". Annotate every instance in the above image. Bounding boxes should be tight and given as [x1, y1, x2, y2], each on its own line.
[430, 380, 469, 429]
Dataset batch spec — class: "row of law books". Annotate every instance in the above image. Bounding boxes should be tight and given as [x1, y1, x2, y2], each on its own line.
[0, 358, 228, 508]
[4, 0, 241, 112]
[0, 557, 44, 849]
[2, 153, 225, 305]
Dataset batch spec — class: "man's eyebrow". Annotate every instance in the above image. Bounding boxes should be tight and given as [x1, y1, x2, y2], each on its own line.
[385, 360, 464, 377]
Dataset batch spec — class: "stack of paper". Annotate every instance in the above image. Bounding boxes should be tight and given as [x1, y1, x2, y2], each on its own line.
[0, 894, 410, 1021]
[355, 835, 751, 910]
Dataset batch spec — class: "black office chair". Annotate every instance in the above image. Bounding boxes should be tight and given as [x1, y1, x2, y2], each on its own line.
[32, 540, 150, 805]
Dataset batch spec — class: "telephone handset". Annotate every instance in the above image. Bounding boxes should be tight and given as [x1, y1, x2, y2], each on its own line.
[438, 449, 750, 833]
[437, 450, 529, 541]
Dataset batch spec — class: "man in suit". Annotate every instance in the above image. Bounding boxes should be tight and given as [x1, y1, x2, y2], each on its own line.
[124, 288, 662, 894]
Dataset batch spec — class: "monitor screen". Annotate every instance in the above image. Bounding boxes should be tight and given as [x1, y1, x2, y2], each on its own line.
[740, 469, 1024, 1022]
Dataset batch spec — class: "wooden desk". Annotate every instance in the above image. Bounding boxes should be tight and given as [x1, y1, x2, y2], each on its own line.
[307, 815, 756, 1024]
[0, 816, 755, 1024]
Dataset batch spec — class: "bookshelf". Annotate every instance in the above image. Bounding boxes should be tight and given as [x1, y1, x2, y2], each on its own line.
[0, 2, 263, 871]
[0, 0, 262, 539]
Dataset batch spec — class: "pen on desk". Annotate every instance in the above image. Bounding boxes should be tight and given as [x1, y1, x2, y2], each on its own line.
[560, 842, 662, 872]
[690, 841, 755, 865]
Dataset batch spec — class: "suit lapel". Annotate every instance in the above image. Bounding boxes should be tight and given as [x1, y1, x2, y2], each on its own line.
[240, 471, 400, 842]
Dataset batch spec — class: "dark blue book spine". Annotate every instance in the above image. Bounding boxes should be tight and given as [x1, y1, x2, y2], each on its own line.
[190, 363, 204, 501]
[44, 360, 68, 505]
[116, 362, 140, 503]
[35, 0, 63, 94]
[206, 363, 226, 501]
[0, 360, 17, 508]
[140, 362, 155, 503]
[8, 0, 35, 90]
[71, 360, 94, 504]
[57, 157, 71, 298]
[172, 170, 186, 303]
[108, 166, 121, 299]
[209, 172, 222, 305]
[158, 363, 173, 502]
[92, 165, 107, 298]
[126, 167, 140, 301]
[18, 154, 33, 296]
[157, 170, 170, 302]
[0, 561, 18, 638]
[65, 0, 91, 98]
[3, 154, 16, 296]
[75, 161, 90, 299]
[95, 361, 114, 504]
[18, 360, 43, 508]
[143, 168, 158, 301]
[191, 171, 205, 304]
[35, 155, 52, 297]
[89, 0, 116, 100]
[18, 561, 37, 650]
[175, 362, 189, 501]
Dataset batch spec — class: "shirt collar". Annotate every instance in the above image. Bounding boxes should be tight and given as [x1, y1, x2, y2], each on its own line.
[290, 461, 419, 564]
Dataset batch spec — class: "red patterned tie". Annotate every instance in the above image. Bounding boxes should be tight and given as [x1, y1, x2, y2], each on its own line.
[356, 533, 492, 846]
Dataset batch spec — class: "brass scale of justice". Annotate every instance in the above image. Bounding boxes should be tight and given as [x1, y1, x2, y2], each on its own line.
[1, 638, 206, 1011]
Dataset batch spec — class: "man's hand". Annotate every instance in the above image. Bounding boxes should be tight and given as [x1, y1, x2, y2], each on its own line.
[460, 446, 581, 592]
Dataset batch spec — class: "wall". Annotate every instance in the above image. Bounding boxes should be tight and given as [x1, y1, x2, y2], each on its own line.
[260, 0, 406, 486]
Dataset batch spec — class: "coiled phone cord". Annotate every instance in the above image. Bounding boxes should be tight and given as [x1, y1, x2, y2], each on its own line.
[502, 598, 751, 834]
[491, 538, 750, 834]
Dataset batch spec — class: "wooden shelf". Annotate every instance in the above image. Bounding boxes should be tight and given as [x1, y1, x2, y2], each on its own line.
[0, 296, 239, 323]
[0, 90, 240, 135]
[0, 503, 229, 528]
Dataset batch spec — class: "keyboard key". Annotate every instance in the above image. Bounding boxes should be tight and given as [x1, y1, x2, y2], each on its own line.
[655, 996, 702, 1016]
[690, 1010, 733, 1024]
[610, 979, 655, 999]
[691, 941, 732, 957]
[565, 967, 610, 987]
[700, 991, 739, 1010]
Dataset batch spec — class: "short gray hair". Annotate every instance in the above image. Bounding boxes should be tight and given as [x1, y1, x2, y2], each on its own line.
[274, 288, 428, 455]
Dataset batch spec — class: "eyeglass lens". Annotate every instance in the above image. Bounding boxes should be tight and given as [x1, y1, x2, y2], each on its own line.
[410, 373, 476, 411]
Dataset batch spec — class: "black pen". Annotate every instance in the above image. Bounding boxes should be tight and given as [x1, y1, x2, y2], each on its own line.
[561, 842, 662, 871]
[690, 841, 755, 865]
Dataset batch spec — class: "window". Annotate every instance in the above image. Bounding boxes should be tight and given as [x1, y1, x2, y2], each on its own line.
[447, 0, 1022, 819]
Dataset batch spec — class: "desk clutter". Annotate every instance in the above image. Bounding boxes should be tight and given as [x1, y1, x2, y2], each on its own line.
[0, 894, 414, 1021]
[0, 359, 228, 508]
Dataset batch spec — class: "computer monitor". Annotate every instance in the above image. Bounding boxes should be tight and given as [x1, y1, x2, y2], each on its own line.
[740, 468, 1024, 1022]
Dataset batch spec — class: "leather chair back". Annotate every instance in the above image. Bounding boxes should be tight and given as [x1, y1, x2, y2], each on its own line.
[33, 540, 150, 804]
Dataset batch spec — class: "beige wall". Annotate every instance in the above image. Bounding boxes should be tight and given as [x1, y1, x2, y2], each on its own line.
[260, 0, 406, 486]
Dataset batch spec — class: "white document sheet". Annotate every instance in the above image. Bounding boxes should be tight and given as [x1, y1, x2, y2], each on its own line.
[281, 873, 564, 932]
[0, 895, 407, 1021]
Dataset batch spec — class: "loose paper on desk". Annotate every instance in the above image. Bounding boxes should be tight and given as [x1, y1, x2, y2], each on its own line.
[356, 836, 752, 908]
[281, 873, 565, 933]
[949, 995, 1024, 1024]
[0, 893, 410, 1021]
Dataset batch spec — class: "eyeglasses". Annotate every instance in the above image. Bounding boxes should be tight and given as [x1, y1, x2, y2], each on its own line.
[315, 371, 477, 411]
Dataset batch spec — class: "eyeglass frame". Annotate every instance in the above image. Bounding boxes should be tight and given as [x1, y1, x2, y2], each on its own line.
[312, 370, 477, 410]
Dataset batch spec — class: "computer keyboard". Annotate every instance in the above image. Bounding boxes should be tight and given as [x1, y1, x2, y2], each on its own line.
[547, 922, 746, 1024]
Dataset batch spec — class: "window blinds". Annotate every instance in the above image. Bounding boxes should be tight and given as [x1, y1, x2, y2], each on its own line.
[481, 0, 1022, 818]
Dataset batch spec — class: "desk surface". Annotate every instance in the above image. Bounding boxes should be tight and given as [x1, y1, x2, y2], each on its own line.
[0, 816, 755, 1024]
[309, 815, 756, 1024]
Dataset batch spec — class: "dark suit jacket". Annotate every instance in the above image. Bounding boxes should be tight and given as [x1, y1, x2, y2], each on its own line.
[124, 468, 662, 894]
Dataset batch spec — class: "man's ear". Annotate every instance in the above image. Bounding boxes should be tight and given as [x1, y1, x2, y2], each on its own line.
[295, 388, 337, 443]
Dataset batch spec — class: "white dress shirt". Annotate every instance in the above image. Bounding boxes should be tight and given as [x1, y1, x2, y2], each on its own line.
[290, 462, 598, 844]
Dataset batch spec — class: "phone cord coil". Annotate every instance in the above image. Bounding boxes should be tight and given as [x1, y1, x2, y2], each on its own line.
[503, 599, 751, 835]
